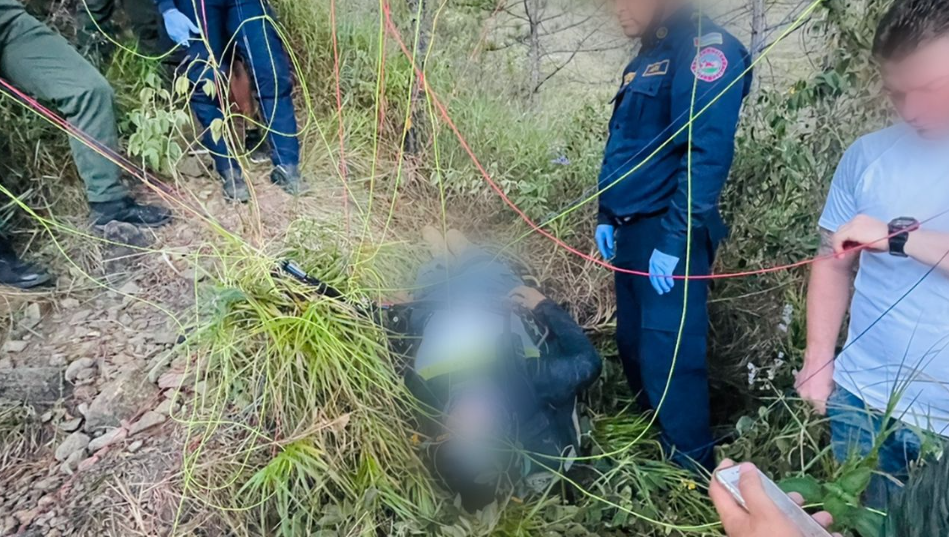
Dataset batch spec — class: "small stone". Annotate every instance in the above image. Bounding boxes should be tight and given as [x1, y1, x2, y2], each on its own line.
[60, 450, 85, 475]
[127, 440, 144, 453]
[1, 516, 16, 535]
[60, 298, 80, 310]
[70, 310, 91, 324]
[57, 418, 83, 433]
[2, 340, 28, 353]
[88, 427, 127, 452]
[117, 281, 140, 295]
[64, 358, 96, 383]
[33, 476, 59, 493]
[12, 508, 37, 526]
[54, 432, 90, 462]
[0, 357, 12, 369]
[129, 411, 166, 437]
[76, 403, 89, 416]
[48, 355, 67, 368]
[153, 398, 178, 416]
[74, 368, 96, 382]
[83, 367, 159, 432]
[41, 411, 54, 423]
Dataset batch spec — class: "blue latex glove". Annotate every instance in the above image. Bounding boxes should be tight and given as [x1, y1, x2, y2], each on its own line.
[595, 225, 615, 260]
[162, 9, 199, 47]
[649, 249, 679, 295]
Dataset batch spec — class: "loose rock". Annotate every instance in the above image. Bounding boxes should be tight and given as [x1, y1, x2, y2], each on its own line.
[83, 367, 159, 432]
[129, 411, 166, 437]
[58, 417, 83, 433]
[54, 432, 90, 462]
[64, 358, 96, 383]
[88, 427, 127, 452]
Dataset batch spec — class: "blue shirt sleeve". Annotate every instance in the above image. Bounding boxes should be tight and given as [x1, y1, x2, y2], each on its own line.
[819, 140, 865, 232]
[656, 37, 750, 257]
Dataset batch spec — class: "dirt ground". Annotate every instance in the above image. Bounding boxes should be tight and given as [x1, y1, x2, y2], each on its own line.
[0, 154, 347, 537]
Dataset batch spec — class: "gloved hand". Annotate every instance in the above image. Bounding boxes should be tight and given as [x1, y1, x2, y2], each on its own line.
[162, 8, 199, 47]
[595, 225, 616, 260]
[649, 249, 679, 295]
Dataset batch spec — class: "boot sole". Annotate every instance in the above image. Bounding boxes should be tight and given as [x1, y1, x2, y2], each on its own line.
[2, 272, 53, 290]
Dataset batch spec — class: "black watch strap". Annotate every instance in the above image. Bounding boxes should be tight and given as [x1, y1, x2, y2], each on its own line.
[888, 217, 919, 258]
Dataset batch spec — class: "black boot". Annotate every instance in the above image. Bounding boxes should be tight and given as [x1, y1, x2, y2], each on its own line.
[0, 238, 52, 289]
[221, 169, 250, 202]
[245, 129, 271, 164]
[270, 165, 308, 196]
[90, 197, 172, 227]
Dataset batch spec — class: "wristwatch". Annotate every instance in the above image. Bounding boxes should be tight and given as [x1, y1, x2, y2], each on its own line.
[888, 217, 919, 257]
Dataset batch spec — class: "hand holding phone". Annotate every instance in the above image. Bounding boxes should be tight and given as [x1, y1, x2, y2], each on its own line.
[709, 461, 838, 537]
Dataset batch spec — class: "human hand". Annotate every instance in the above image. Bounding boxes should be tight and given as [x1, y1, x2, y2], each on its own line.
[162, 8, 200, 47]
[794, 349, 836, 415]
[510, 286, 547, 311]
[648, 249, 679, 295]
[709, 461, 839, 537]
[831, 215, 890, 257]
[595, 225, 615, 260]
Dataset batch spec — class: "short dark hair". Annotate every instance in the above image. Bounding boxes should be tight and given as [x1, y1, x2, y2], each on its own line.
[873, 0, 949, 60]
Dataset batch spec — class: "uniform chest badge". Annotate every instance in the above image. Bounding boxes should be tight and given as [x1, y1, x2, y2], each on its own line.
[691, 47, 728, 82]
[622, 72, 636, 87]
[643, 59, 670, 77]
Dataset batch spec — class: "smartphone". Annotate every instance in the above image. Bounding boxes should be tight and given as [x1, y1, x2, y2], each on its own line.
[714, 466, 833, 537]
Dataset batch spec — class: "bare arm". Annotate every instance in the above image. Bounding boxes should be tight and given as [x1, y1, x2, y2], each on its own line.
[904, 228, 949, 273]
[795, 228, 857, 414]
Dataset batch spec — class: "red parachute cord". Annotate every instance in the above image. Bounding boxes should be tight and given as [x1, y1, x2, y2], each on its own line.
[380, 1, 879, 281]
[330, 0, 350, 233]
[0, 77, 182, 201]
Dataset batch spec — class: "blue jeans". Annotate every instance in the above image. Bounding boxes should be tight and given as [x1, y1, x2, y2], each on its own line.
[177, 0, 300, 174]
[827, 385, 923, 510]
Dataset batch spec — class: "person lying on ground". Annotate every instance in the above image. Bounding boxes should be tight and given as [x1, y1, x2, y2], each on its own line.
[0, 0, 171, 289]
[400, 226, 602, 510]
[795, 0, 949, 511]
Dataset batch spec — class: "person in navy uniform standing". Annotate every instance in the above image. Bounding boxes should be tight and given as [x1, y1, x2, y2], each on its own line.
[595, 0, 752, 471]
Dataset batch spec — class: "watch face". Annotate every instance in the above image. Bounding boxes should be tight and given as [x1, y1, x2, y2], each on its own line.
[890, 217, 919, 231]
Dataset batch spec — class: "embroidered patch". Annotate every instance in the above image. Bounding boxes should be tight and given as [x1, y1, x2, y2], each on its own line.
[693, 32, 724, 47]
[643, 59, 670, 77]
[623, 72, 637, 87]
[691, 47, 728, 82]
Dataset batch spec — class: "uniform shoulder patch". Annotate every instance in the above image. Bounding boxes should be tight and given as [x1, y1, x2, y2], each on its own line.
[694, 32, 724, 47]
[691, 47, 728, 82]
[643, 59, 670, 77]
[623, 72, 636, 87]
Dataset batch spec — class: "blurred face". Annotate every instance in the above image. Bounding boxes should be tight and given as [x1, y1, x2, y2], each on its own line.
[881, 36, 949, 139]
[612, 0, 663, 38]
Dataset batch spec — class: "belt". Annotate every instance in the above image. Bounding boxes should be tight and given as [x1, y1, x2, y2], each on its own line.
[611, 208, 668, 227]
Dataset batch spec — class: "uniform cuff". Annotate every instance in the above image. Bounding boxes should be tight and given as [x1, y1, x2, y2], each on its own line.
[597, 210, 612, 226]
[655, 234, 687, 259]
[157, 0, 177, 14]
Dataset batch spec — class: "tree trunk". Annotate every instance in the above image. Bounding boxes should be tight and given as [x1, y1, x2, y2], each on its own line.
[525, 0, 543, 100]
[750, 0, 766, 92]
[405, 0, 431, 155]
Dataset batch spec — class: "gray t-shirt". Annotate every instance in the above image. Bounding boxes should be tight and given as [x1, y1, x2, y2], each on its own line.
[820, 124, 949, 435]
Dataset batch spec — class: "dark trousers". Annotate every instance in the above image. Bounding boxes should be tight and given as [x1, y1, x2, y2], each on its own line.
[613, 215, 715, 471]
[177, 0, 299, 175]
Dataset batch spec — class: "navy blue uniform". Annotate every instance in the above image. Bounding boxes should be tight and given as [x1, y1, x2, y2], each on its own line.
[600, 10, 751, 470]
[157, 0, 300, 175]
